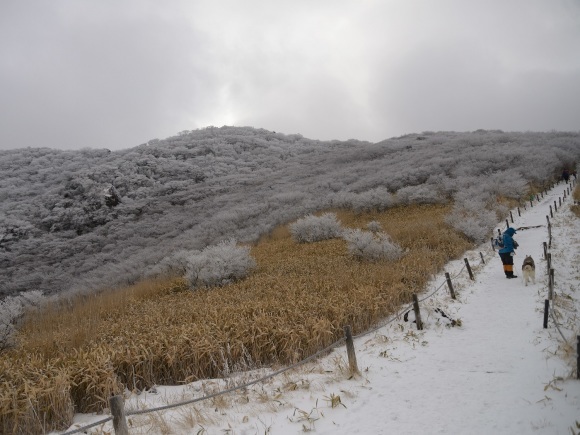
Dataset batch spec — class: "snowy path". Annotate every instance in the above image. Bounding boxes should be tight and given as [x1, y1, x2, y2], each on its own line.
[304, 187, 579, 435]
[61, 184, 580, 435]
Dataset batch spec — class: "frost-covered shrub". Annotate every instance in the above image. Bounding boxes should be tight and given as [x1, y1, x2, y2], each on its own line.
[185, 239, 256, 289]
[483, 171, 529, 199]
[328, 191, 357, 209]
[366, 221, 382, 233]
[148, 250, 192, 278]
[452, 181, 517, 229]
[425, 174, 455, 198]
[445, 206, 498, 243]
[453, 187, 495, 210]
[2, 129, 580, 299]
[289, 212, 343, 243]
[343, 229, 403, 262]
[396, 184, 445, 205]
[328, 188, 396, 212]
[0, 290, 44, 351]
[351, 187, 396, 212]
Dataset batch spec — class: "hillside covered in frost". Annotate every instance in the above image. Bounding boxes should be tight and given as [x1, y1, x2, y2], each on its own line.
[1, 127, 578, 298]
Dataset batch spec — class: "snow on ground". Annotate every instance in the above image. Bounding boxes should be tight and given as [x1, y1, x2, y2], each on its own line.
[60, 183, 580, 435]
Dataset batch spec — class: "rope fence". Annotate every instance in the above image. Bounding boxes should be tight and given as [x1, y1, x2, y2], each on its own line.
[62, 179, 579, 435]
[542, 179, 578, 370]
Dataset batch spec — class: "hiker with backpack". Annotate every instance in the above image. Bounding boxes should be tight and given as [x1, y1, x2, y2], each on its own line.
[498, 227, 519, 279]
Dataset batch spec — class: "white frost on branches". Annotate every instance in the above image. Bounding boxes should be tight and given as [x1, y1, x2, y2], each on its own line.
[343, 229, 403, 262]
[366, 221, 382, 233]
[445, 206, 499, 243]
[1, 128, 578, 298]
[184, 239, 256, 289]
[289, 212, 343, 243]
[0, 290, 44, 351]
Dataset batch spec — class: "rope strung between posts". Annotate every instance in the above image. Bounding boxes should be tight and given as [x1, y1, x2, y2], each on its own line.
[59, 338, 347, 433]
[60, 417, 113, 435]
[353, 303, 412, 339]
[542, 183, 573, 345]
[549, 305, 571, 344]
[418, 263, 467, 304]
[354, 260, 473, 340]
[125, 337, 346, 416]
[61, 193, 544, 432]
[354, 183, 568, 346]
[57, 251, 482, 432]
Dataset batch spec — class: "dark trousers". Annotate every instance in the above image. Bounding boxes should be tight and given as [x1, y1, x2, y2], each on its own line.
[499, 252, 514, 277]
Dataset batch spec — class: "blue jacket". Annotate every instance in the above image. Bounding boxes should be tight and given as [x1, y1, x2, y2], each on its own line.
[498, 227, 517, 254]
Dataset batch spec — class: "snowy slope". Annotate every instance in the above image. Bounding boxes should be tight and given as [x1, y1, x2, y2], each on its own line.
[60, 182, 580, 435]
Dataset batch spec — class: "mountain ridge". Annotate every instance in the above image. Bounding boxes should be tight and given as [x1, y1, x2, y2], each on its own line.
[1, 126, 578, 298]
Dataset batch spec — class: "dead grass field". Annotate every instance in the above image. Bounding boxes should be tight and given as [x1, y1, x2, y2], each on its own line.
[1, 204, 474, 433]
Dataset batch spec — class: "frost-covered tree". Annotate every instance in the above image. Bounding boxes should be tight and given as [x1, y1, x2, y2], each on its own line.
[396, 184, 446, 205]
[329, 187, 396, 212]
[0, 127, 579, 299]
[0, 291, 44, 350]
[184, 240, 256, 289]
[148, 250, 193, 278]
[445, 205, 499, 243]
[289, 212, 343, 243]
[366, 221, 382, 233]
[343, 229, 403, 262]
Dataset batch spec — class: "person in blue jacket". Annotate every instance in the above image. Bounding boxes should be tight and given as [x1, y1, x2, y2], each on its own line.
[498, 227, 518, 278]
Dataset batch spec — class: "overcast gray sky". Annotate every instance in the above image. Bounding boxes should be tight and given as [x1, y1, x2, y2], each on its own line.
[1, 0, 579, 150]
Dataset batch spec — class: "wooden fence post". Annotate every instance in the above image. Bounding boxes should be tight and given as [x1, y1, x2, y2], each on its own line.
[546, 253, 551, 275]
[412, 294, 423, 330]
[530, 198, 533, 208]
[464, 258, 474, 281]
[517, 207, 521, 217]
[549, 205, 553, 218]
[546, 215, 550, 227]
[554, 200, 558, 212]
[548, 269, 554, 300]
[543, 300, 549, 329]
[559, 197, 562, 207]
[505, 219, 510, 229]
[490, 237, 495, 251]
[543, 242, 547, 260]
[110, 395, 129, 435]
[509, 211, 514, 223]
[577, 336, 580, 380]
[445, 272, 456, 300]
[343, 325, 359, 376]
[479, 252, 485, 264]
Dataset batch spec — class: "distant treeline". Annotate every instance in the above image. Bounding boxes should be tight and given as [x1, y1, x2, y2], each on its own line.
[0, 127, 578, 298]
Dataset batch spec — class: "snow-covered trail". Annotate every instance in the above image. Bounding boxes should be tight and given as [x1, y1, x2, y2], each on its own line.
[277, 185, 579, 435]
[60, 183, 580, 435]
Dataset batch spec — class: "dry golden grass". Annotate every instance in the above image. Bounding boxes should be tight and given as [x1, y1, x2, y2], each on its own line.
[528, 180, 558, 197]
[0, 203, 473, 433]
